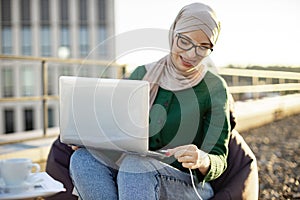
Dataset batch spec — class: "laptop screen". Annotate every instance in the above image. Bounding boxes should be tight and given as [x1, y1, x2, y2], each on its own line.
[59, 76, 150, 153]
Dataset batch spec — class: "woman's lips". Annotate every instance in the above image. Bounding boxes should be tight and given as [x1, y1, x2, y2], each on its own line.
[180, 56, 194, 67]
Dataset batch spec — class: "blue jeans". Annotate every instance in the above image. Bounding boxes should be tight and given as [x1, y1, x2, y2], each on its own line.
[70, 148, 214, 200]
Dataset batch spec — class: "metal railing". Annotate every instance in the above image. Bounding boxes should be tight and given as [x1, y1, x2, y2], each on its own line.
[218, 67, 300, 100]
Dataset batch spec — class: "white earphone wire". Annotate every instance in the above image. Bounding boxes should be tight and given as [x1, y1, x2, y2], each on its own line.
[189, 168, 203, 200]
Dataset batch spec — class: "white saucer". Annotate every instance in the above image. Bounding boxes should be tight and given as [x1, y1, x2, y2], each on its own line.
[0, 172, 66, 200]
[0, 174, 42, 193]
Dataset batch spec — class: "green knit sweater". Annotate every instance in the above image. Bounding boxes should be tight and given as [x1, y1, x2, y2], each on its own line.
[129, 65, 231, 182]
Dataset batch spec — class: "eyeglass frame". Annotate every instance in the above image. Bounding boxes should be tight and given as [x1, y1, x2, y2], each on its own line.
[175, 33, 213, 57]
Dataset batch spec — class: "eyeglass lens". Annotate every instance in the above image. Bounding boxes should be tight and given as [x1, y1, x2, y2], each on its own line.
[176, 34, 212, 57]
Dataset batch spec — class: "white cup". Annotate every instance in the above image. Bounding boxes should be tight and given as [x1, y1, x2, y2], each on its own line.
[0, 158, 40, 187]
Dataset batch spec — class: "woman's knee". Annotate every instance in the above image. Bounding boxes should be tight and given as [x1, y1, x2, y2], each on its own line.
[71, 148, 89, 162]
[70, 148, 90, 174]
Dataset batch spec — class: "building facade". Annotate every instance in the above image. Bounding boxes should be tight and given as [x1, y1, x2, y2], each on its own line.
[0, 0, 117, 134]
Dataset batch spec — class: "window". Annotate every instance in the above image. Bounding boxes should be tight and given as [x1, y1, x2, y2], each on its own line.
[60, 66, 72, 76]
[60, 25, 70, 49]
[1, 0, 12, 54]
[24, 108, 34, 131]
[97, 0, 107, 57]
[22, 67, 34, 96]
[40, 0, 50, 23]
[1, 26, 12, 54]
[98, 25, 107, 56]
[78, 0, 89, 57]
[21, 0, 31, 24]
[2, 68, 14, 97]
[40, 0, 51, 57]
[79, 0, 88, 23]
[79, 26, 89, 57]
[41, 26, 51, 56]
[4, 109, 14, 134]
[47, 67, 54, 95]
[59, 25, 71, 57]
[60, 0, 69, 22]
[21, 26, 32, 55]
[97, 0, 106, 23]
[59, 0, 71, 56]
[20, 0, 32, 55]
[48, 107, 54, 127]
[1, 0, 11, 24]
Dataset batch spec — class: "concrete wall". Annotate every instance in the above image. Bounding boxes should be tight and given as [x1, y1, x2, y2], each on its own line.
[235, 93, 300, 132]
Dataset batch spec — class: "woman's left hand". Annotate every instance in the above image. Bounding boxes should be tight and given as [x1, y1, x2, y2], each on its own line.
[167, 144, 210, 175]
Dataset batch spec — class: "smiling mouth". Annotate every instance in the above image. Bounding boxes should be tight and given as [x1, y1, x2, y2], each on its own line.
[180, 56, 194, 67]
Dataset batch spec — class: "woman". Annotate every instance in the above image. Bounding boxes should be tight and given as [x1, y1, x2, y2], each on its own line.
[70, 3, 230, 200]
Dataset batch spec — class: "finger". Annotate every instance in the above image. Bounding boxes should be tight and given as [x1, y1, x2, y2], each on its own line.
[167, 149, 184, 158]
[174, 150, 189, 159]
[177, 155, 195, 163]
[174, 148, 198, 160]
[167, 145, 197, 157]
[182, 162, 198, 169]
[167, 146, 186, 156]
[166, 148, 175, 156]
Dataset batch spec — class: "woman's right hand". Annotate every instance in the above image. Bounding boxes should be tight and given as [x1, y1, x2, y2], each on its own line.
[71, 145, 79, 150]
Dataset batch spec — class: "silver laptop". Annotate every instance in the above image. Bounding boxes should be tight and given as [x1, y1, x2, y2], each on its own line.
[59, 76, 165, 158]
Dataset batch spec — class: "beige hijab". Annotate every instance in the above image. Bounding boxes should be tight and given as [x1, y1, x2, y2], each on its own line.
[143, 3, 221, 106]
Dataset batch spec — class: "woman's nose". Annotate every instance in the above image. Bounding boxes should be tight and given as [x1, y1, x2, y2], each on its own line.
[185, 47, 197, 58]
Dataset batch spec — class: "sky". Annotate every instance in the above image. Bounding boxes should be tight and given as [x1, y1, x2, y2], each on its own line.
[114, 0, 300, 70]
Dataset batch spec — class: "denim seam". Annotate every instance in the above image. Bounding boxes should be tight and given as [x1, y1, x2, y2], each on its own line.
[73, 185, 84, 200]
[157, 174, 191, 187]
[155, 173, 161, 200]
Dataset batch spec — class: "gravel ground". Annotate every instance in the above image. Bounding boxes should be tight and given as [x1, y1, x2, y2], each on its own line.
[241, 113, 300, 200]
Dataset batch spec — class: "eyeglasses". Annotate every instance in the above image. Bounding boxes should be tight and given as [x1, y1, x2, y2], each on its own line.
[176, 33, 213, 57]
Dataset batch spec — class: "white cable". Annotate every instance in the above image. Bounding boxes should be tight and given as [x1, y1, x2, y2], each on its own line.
[189, 168, 203, 200]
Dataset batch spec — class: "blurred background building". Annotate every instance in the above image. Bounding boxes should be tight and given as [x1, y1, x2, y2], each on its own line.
[0, 0, 117, 134]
